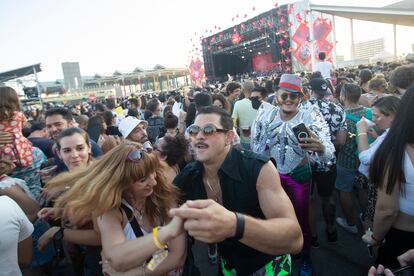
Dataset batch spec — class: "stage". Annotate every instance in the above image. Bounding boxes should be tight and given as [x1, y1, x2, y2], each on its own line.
[201, 6, 292, 82]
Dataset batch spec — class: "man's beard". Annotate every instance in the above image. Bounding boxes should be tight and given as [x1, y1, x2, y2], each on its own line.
[140, 136, 148, 144]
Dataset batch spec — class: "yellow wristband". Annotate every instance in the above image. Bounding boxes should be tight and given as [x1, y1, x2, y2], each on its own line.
[152, 227, 166, 249]
[358, 132, 367, 137]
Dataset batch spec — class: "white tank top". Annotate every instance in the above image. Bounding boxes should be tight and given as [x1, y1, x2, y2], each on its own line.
[123, 222, 149, 241]
[121, 199, 149, 240]
[400, 151, 414, 216]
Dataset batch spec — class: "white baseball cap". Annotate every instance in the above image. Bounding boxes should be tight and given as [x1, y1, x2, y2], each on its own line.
[118, 117, 148, 138]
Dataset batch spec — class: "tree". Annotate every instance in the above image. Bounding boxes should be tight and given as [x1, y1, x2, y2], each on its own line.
[153, 64, 166, 70]
[93, 74, 102, 79]
[133, 67, 144, 73]
[113, 71, 122, 77]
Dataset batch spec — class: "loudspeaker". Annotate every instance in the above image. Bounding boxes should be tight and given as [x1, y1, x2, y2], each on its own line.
[270, 43, 281, 63]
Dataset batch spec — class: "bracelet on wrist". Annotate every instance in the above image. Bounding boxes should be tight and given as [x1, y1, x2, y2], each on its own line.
[152, 227, 167, 249]
[234, 212, 245, 240]
[358, 132, 367, 137]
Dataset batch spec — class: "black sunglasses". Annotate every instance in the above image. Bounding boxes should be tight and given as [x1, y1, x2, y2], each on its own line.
[187, 123, 230, 137]
[279, 92, 300, 101]
[127, 144, 153, 162]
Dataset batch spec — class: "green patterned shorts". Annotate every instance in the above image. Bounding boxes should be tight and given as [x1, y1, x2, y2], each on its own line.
[221, 254, 292, 276]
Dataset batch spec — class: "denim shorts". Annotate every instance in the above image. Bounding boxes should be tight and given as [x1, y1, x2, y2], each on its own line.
[335, 164, 358, 192]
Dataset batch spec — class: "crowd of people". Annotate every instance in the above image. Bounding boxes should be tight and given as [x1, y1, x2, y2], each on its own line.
[1, 56, 414, 276]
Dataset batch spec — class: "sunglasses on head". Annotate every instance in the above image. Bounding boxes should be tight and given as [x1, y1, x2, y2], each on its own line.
[187, 123, 230, 137]
[279, 92, 300, 101]
[127, 145, 153, 162]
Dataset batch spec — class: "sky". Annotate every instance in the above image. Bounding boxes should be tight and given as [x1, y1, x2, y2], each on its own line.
[0, 0, 413, 82]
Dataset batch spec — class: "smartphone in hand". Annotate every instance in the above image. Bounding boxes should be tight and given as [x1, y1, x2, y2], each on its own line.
[292, 123, 310, 144]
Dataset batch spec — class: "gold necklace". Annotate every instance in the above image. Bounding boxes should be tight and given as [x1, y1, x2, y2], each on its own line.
[131, 202, 144, 221]
[205, 178, 220, 202]
[206, 178, 214, 193]
[133, 208, 144, 221]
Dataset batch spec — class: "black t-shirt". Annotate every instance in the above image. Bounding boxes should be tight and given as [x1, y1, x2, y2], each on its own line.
[106, 126, 122, 137]
[28, 137, 55, 158]
[146, 116, 166, 144]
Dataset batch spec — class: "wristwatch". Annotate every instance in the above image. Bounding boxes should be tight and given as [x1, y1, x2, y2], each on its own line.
[53, 227, 65, 241]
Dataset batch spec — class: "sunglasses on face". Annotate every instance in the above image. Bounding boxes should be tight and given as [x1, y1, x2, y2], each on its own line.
[187, 123, 230, 137]
[279, 93, 300, 101]
[127, 145, 153, 162]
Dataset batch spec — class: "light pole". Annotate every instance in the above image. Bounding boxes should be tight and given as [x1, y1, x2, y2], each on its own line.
[32, 65, 43, 106]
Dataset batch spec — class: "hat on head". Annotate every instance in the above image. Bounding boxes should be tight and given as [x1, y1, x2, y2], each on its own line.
[309, 78, 329, 95]
[118, 117, 148, 138]
[279, 74, 303, 93]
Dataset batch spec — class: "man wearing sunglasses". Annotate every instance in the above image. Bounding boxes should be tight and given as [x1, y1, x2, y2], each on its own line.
[171, 106, 302, 276]
[251, 74, 335, 276]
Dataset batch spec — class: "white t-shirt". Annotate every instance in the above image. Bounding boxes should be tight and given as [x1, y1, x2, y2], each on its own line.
[315, 61, 333, 80]
[358, 129, 389, 177]
[232, 98, 258, 143]
[113, 111, 124, 127]
[0, 196, 34, 276]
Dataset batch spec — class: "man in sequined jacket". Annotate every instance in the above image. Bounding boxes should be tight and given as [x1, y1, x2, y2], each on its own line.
[250, 74, 335, 276]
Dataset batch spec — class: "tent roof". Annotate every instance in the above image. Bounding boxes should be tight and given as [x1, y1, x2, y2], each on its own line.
[310, 0, 414, 27]
[0, 63, 42, 82]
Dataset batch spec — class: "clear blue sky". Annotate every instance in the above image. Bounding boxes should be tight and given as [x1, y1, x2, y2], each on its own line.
[0, 0, 412, 81]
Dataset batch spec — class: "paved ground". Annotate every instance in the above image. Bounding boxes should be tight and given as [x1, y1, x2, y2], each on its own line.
[191, 191, 374, 276]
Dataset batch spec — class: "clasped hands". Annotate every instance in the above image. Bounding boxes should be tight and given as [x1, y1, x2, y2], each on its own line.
[169, 199, 237, 243]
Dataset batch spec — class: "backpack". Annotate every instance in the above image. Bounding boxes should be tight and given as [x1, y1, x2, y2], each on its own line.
[146, 116, 166, 144]
[345, 108, 374, 155]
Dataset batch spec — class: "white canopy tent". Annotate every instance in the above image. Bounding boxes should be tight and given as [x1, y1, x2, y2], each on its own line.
[292, 0, 413, 67]
[310, 0, 414, 27]
[310, 0, 414, 61]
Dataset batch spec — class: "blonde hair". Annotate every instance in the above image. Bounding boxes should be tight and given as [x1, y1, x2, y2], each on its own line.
[369, 77, 388, 92]
[52, 142, 179, 226]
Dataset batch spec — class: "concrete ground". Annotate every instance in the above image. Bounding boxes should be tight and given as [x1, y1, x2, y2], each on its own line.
[192, 192, 374, 276]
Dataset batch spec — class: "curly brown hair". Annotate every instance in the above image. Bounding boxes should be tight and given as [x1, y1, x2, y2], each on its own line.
[212, 93, 231, 113]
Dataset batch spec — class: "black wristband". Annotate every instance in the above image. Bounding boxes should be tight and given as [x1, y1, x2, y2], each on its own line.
[234, 212, 245, 240]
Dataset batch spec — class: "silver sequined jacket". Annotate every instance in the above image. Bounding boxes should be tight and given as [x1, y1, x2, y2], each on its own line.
[250, 102, 335, 174]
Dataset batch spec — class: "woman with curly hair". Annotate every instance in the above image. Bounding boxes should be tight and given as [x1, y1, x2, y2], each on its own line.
[212, 93, 231, 114]
[154, 134, 190, 182]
